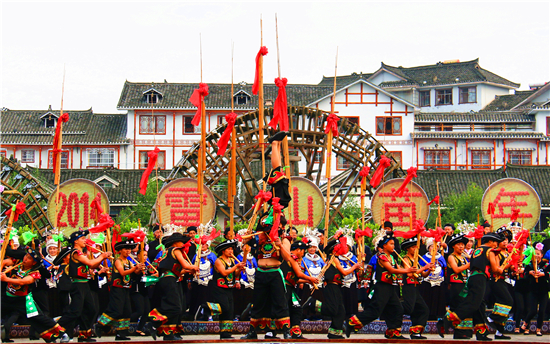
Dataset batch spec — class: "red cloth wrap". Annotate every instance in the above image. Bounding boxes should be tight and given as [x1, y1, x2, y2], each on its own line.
[466, 225, 485, 240]
[427, 195, 440, 206]
[514, 229, 529, 248]
[89, 213, 114, 234]
[395, 167, 418, 198]
[52, 113, 69, 176]
[90, 193, 104, 221]
[359, 166, 370, 182]
[5, 202, 26, 222]
[324, 113, 339, 137]
[333, 237, 348, 256]
[139, 147, 160, 195]
[189, 83, 209, 126]
[510, 208, 520, 222]
[370, 156, 391, 188]
[252, 46, 268, 95]
[199, 228, 221, 245]
[216, 112, 237, 156]
[394, 219, 425, 239]
[269, 197, 284, 242]
[254, 190, 272, 209]
[122, 230, 146, 243]
[355, 229, 372, 240]
[269, 77, 289, 131]
[487, 202, 495, 215]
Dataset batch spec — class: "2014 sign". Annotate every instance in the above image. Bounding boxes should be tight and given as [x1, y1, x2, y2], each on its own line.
[47, 179, 110, 235]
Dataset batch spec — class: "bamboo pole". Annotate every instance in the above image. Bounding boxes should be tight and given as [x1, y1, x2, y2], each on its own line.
[55, 67, 66, 251]
[259, 17, 267, 211]
[324, 48, 338, 247]
[436, 180, 442, 229]
[2, 262, 23, 274]
[229, 42, 236, 236]
[311, 255, 335, 294]
[0, 207, 16, 271]
[198, 34, 206, 226]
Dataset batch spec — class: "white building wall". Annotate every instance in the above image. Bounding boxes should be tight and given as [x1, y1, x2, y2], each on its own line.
[369, 71, 404, 85]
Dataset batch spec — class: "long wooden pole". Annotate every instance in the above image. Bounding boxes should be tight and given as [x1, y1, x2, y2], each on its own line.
[55, 67, 66, 251]
[259, 17, 267, 206]
[198, 34, 206, 226]
[324, 48, 338, 247]
[229, 42, 236, 235]
[436, 180, 442, 229]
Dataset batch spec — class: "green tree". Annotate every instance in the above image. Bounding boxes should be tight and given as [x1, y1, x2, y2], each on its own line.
[117, 182, 158, 227]
[426, 182, 484, 228]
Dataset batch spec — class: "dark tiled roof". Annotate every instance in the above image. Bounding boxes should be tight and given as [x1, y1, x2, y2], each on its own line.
[29, 168, 171, 205]
[117, 81, 335, 109]
[1, 108, 129, 145]
[405, 164, 550, 206]
[415, 112, 535, 123]
[411, 131, 544, 139]
[483, 90, 536, 111]
[377, 59, 520, 88]
[317, 72, 373, 87]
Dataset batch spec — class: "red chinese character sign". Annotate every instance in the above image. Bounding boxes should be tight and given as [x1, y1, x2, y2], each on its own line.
[482, 178, 540, 230]
[47, 179, 110, 236]
[370, 179, 430, 231]
[282, 177, 325, 232]
[156, 178, 216, 228]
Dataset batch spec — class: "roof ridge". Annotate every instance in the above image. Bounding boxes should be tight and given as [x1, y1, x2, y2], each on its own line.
[382, 58, 480, 71]
[477, 67, 519, 87]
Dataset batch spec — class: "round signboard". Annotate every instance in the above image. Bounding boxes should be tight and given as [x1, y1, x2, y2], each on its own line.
[156, 178, 216, 228]
[482, 178, 541, 230]
[370, 179, 430, 231]
[282, 177, 325, 231]
[47, 179, 110, 236]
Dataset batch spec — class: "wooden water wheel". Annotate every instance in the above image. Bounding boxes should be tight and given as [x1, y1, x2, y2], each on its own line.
[166, 106, 405, 227]
[1, 156, 53, 234]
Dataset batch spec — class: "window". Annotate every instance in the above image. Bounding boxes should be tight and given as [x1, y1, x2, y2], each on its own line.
[547, 117, 550, 136]
[471, 150, 491, 169]
[459, 86, 476, 104]
[313, 152, 323, 164]
[424, 150, 450, 169]
[233, 91, 250, 105]
[0, 150, 7, 158]
[143, 89, 162, 104]
[419, 90, 430, 107]
[376, 117, 402, 135]
[21, 150, 35, 163]
[337, 156, 352, 170]
[87, 148, 115, 168]
[388, 151, 402, 166]
[139, 150, 166, 169]
[183, 116, 199, 134]
[344, 116, 360, 126]
[48, 150, 69, 169]
[139, 115, 166, 134]
[508, 151, 531, 165]
[436, 89, 452, 105]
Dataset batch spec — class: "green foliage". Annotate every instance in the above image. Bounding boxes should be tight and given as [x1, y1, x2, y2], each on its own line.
[233, 221, 248, 232]
[531, 219, 550, 243]
[117, 182, 158, 229]
[426, 182, 484, 229]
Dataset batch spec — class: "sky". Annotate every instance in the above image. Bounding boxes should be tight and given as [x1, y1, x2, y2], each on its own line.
[1, 1, 549, 114]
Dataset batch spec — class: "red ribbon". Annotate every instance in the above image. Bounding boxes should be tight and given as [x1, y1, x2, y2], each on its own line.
[487, 202, 495, 215]
[514, 229, 529, 248]
[90, 193, 104, 221]
[269, 197, 284, 242]
[427, 195, 440, 206]
[5, 202, 26, 222]
[269, 77, 289, 131]
[139, 147, 160, 195]
[359, 166, 370, 180]
[182, 240, 192, 255]
[466, 225, 485, 240]
[199, 228, 221, 245]
[333, 237, 348, 256]
[122, 230, 146, 243]
[324, 113, 339, 137]
[216, 112, 237, 156]
[394, 167, 418, 198]
[89, 213, 115, 233]
[510, 208, 520, 222]
[189, 83, 209, 126]
[52, 113, 69, 176]
[355, 229, 372, 240]
[394, 219, 425, 239]
[254, 190, 272, 209]
[370, 156, 391, 188]
[421, 227, 446, 242]
[252, 46, 268, 95]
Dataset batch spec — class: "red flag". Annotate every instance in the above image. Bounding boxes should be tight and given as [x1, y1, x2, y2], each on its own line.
[427, 195, 440, 206]
[189, 83, 209, 126]
[510, 208, 520, 222]
[252, 46, 268, 95]
[5, 202, 26, 222]
[216, 112, 237, 156]
[269, 77, 288, 131]
[139, 147, 160, 195]
[394, 167, 418, 198]
[324, 113, 339, 137]
[52, 113, 69, 182]
[370, 156, 392, 188]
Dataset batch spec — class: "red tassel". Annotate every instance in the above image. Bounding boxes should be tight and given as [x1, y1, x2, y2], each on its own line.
[427, 195, 440, 206]
[189, 83, 209, 126]
[370, 156, 392, 188]
[510, 208, 520, 222]
[90, 193, 104, 221]
[139, 147, 160, 195]
[269, 78, 288, 131]
[216, 112, 237, 156]
[252, 46, 268, 95]
[269, 197, 284, 242]
[394, 167, 418, 198]
[5, 202, 26, 222]
[52, 113, 69, 176]
[89, 213, 114, 234]
[324, 113, 339, 137]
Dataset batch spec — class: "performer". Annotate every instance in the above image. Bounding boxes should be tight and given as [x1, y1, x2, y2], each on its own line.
[145, 232, 199, 340]
[301, 229, 325, 316]
[95, 239, 144, 340]
[439, 233, 471, 339]
[196, 239, 244, 339]
[344, 232, 416, 339]
[190, 239, 217, 320]
[338, 237, 359, 318]
[234, 240, 257, 320]
[52, 247, 73, 317]
[401, 237, 433, 339]
[129, 244, 154, 337]
[57, 230, 111, 342]
[419, 238, 447, 321]
[1, 246, 69, 343]
[521, 243, 549, 336]
[444, 232, 504, 341]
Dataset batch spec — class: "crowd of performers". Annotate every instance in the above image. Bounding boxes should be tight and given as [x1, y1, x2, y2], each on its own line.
[1, 132, 549, 342]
